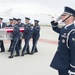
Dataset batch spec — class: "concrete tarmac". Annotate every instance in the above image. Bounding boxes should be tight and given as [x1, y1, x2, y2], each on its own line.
[0, 26, 59, 75]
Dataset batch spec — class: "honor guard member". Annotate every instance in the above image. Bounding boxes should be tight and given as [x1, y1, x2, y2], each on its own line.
[8, 18, 20, 58]
[17, 18, 24, 27]
[7, 19, 14, 52]
[21, 17, 32, 56]
[17, 18, 24, 50]
[7, 19, 13, 27]
[30, 20, 40, 54]
[50, 7, 75, 75]
[0, 17, 7, 52]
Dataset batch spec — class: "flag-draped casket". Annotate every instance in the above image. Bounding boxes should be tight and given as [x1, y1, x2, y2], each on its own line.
[0, 27, 24, 40]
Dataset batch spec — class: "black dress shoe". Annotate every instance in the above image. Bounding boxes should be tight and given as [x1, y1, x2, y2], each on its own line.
[8, 50, 11, 52]
[0, 51, 5, 52]
[8, 56, 13, 58]
[34, 51, 38, 53]
[27, 52, 30, 54]
[30, 52, 34, 55]
[25, 53, 30, 55]
[14, 55, 20, 57]
[21, 54, 24, 56]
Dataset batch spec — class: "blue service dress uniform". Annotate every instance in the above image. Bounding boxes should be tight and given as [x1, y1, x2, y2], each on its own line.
[7, 24, 13, 27]
[18, 23, 24, 27]
[31, 24, 40, 54]
[50, 21, 75, 75]
[7, 24, 14, 52]
[21, 23, 32, 56]
[0, 22, 7, 52]
[18, 23, 24, 50]
[9, 24, 21, 58]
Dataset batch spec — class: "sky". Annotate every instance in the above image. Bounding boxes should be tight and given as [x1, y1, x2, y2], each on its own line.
[0, 0, 75, 24]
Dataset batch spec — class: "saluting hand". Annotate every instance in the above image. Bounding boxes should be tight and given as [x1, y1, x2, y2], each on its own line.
[51, 21, 58, 26]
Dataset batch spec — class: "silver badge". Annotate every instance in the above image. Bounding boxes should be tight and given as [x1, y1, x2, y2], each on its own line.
[72, 38, 75, 41]
[62, 39, 65, 43]
[64, 33, 66, 35]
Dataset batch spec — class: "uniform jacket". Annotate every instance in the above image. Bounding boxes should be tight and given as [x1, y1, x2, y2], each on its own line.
[18, 23, 24, 27]
[50, 23, 75, 72]
[7, 24, 13, 27]
[11, 24, 20, 40]
[33, 24, 40, 40]
[23, 23, 32, 39]
[0, 22, 7, 28]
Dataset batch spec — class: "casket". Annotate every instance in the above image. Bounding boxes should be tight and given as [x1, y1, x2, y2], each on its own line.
[0, 27, 24, 40]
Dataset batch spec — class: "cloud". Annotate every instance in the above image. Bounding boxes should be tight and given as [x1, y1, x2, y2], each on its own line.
[0, 0, 75, 24]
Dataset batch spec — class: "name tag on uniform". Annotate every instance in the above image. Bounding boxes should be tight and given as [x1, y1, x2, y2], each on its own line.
[61, 35, 67, 38]
[61, 33, 67, 38]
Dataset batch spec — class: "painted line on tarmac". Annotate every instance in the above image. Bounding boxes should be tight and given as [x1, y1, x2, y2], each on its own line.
[4, 38, 58, 45]
[39, 38, 58, 45]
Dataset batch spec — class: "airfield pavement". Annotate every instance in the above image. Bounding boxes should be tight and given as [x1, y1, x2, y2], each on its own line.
[0, 26, 59, 75]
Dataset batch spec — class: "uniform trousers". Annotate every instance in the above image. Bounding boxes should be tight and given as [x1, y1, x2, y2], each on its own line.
[22, 38, 30, 54]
